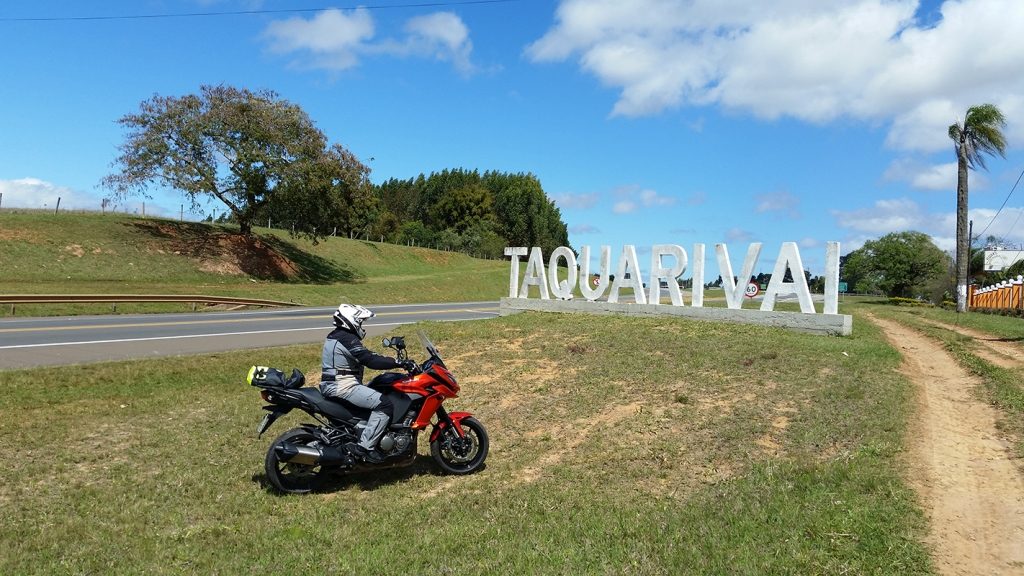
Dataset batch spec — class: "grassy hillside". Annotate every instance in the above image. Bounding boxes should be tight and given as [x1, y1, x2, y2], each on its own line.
[0, 311, 932, 574]
[0, 210, 509, 314]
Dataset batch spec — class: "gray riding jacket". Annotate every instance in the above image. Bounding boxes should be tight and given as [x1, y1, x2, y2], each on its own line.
[319, 327, 401, 395]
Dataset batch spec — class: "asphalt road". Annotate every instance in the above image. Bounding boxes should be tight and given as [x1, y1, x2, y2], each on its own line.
[0, 301, 500, 370]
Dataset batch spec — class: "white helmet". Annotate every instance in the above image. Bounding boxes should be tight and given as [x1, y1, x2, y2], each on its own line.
[332, 303, 374, 338]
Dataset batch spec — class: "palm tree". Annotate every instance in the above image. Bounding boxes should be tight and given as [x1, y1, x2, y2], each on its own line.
[949, 104, 1007, 312]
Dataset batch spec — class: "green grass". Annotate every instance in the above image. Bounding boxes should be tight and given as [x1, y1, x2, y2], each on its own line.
[0, 210, 509, 315]
[0, 312, 933, 575]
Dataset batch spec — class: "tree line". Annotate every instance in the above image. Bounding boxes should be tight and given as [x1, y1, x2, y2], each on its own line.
[102, 85, 568, 259]
[373, 169, 569, 258]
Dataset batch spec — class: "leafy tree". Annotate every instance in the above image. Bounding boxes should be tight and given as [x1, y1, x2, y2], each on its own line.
[103, 85, 367, 239]
[949, 103, 1007, 311]
[487, 171, 569, 254]
[459, 220, 507, 259]
[396, 221, 434, 247]
[429, 183, 496, 233]
[841, 231, 950, 299]
[417, 168, 483, 229]
[262, 143, 374, 240]
[372, 168, 569, 259]
[376, 176, 423, 223]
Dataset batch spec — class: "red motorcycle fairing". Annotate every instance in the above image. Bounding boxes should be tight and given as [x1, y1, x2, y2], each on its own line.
[430, 411, 474, 442]
[394, 369, 461, 429]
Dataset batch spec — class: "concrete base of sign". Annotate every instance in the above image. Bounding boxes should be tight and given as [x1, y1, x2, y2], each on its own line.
[499, 298, 853, 336]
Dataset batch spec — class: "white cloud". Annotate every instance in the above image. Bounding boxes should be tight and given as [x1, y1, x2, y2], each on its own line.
[613, 184, 676, 211]
[264, 8, 374, 71]
[882, 159, 976, 191]
[725, 227, 754, 243]
[970, 207, 1024, 246]
[570, 223, 601, 234]
[754, 190, 800, 219]
[403, 12, 474, 74]
[613, 200, 636, 214]
[264, 9, 475, 74]
[528, 0, 1024, 151]
[0, 178, 178, 217]
[639, 188, 674, 207]
[0, 178, 102, 210]
[832, 198, 927, 235]
[554, 191, 600, 209]
[825, 197, 1024, 252]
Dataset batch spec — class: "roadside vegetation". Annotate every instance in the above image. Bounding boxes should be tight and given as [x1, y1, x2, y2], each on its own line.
[0, 310, 933, 574]
[0, 210, 509, 316]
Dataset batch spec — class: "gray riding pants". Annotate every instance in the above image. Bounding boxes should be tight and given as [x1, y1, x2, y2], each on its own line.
[321, 382, 388, 450]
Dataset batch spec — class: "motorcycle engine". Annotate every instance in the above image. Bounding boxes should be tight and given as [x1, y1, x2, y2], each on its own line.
[378, 431, 413, 454]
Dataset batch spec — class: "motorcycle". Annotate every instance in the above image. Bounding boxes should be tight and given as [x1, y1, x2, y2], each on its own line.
[247, 330, 489, 494]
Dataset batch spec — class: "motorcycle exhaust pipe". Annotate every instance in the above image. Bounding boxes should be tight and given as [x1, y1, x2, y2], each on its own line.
[275, 442, 350, 466]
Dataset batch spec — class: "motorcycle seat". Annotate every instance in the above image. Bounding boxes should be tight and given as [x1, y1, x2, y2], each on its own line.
[296, 387, 367, 421]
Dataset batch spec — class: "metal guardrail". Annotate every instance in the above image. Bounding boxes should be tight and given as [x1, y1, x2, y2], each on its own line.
[0, 294, 300, 308]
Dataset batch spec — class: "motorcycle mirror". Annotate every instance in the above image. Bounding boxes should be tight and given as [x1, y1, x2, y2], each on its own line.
[382, 337, 391, 348]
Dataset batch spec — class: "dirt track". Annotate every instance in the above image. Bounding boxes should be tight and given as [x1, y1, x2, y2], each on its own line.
[869, 314, 1024, 575]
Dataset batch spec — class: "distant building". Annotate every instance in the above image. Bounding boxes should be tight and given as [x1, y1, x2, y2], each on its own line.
[983, 249, 1024, 271]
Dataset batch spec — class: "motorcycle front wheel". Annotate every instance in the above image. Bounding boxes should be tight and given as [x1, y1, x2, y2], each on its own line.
[264, 427, 327, 494]
[431, 416, 489, 475]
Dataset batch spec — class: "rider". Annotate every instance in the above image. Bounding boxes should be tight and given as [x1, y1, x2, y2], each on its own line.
[319, 303, 414, 463]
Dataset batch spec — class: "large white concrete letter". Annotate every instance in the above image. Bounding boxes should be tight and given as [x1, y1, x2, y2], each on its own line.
[691, 243, 705, 308]
[824, 242, 840, 315]
[505, 247, 528, 298]
[608, 245, 645, 304]
[761, 242, 814, 313]
[579, 245, 611, 301]
[519, 247, 550, 299]
[717, 243, 762, 309]
[648, 245, 687, 306]
[548, 247, 578, 300]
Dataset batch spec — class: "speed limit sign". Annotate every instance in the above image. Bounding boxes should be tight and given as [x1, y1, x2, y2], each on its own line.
[744, 282, 760, 298]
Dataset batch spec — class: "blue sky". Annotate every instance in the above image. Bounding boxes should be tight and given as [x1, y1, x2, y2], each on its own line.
[2, 0, 1024, 276]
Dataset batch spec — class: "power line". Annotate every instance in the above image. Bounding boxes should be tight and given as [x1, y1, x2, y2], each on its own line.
[0, 0, 520, 22]
[975, 166, 1024, 242]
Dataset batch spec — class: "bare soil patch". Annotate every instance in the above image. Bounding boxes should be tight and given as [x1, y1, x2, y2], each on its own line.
[0, 228, 45, 243]
[131, 221, 301, 280]
[869, 314, 1024, 575]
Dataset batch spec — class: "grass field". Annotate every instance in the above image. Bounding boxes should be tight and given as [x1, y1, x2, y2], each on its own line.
[0, 210, 509, 315]
[9, 209, 1024, 573]
[0, 310, 935, 575]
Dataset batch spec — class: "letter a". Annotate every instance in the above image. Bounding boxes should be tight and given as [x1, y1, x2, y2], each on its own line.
[519, 247, 550, 299]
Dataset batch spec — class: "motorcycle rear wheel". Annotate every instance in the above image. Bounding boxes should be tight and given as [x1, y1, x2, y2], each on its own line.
[265, 427, 327, 494]
[431, 416, 489, 475]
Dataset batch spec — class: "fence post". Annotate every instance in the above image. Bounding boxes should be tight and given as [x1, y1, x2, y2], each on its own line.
[55, 197, 61, 214]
